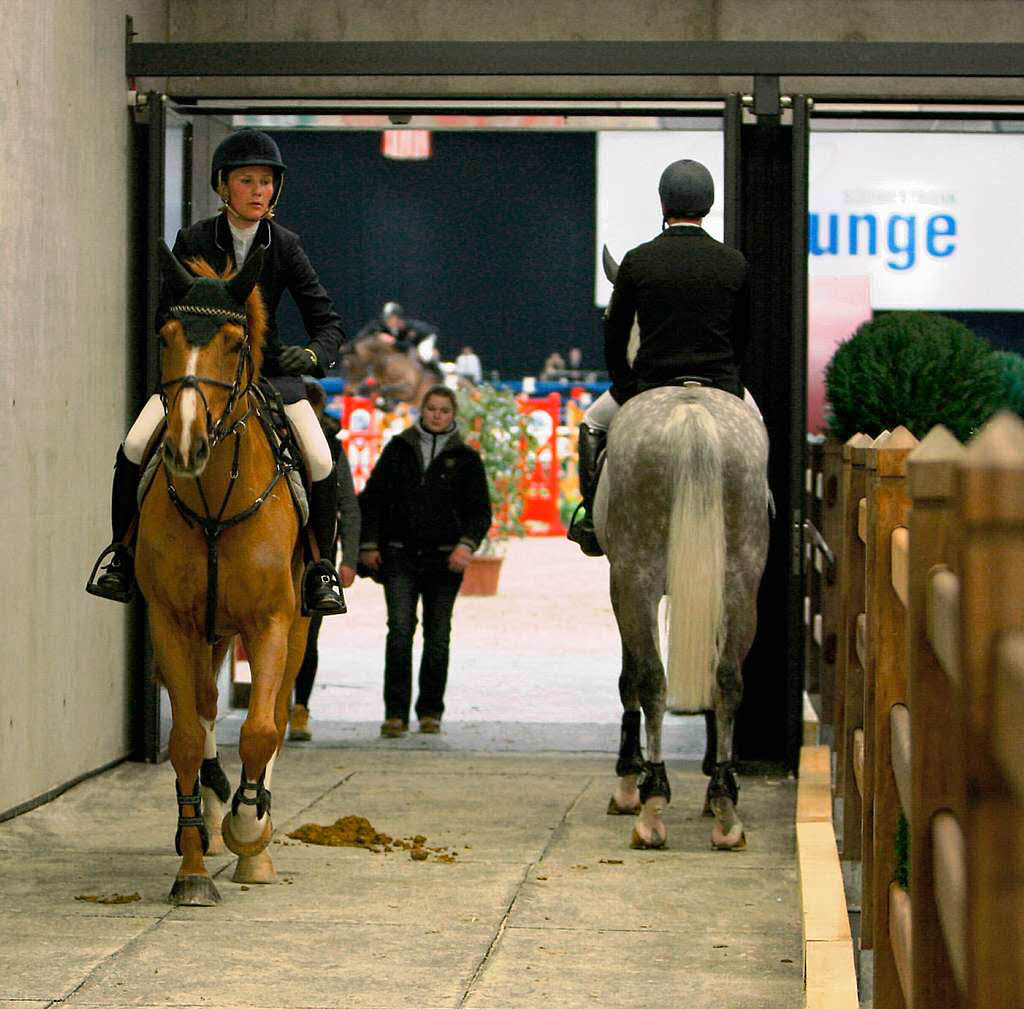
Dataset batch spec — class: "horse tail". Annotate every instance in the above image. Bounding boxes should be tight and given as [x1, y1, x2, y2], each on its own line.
[665, 404, 725, 712]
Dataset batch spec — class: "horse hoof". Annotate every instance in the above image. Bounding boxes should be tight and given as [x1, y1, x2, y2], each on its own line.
[710, 823, 747, 850]
[232, 848, 277, 884]
[168, 874, 221, 906]
[607, 796, 641, 816]
[204, 827, 225, 856]
[630, 826, 668, 850]
[221, 813, 273, 858]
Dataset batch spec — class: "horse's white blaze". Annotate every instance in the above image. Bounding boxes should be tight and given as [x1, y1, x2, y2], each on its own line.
[178, 348, 200, 463]
[665, 405, 725, 712]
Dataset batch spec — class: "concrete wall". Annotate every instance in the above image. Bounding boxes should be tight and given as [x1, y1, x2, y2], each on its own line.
[162, 0, 1024, 101]
[0, 0, 167, 817]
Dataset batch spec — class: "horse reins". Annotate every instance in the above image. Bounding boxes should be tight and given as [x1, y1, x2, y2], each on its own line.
[159, 308, 294, 643]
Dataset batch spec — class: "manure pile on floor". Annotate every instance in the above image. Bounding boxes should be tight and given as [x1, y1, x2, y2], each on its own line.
[286, 814, 460, 862]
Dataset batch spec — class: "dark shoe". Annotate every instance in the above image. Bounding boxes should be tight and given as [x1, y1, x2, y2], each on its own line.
[567, 503, 604, 557]
[86, 543, 135, 602]
[302, 560, 347, 616]
[380, 718, 407, 738]
[418, 716, 442, 735]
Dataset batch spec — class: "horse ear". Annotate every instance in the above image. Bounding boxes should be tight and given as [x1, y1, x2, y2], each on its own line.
[158, 240, 194, 299]
[226, 246, 265, 306]
[602, 244, 619, 284]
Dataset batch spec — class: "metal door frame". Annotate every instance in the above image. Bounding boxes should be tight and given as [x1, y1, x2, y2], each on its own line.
[125, 34, 1024, 767]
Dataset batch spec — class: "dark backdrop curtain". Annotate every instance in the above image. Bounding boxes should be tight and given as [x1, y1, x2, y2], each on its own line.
[266, 129, 601, 380]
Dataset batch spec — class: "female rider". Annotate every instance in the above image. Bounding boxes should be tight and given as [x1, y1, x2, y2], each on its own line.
[87, 128, 347, 614]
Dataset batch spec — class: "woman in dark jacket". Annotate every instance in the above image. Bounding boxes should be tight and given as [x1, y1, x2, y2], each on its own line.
[358, 385, 492, 737]
[87, 128, 347, 613]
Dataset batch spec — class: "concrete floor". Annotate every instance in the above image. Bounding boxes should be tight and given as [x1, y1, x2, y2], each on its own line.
[1, 539, 803, 1009]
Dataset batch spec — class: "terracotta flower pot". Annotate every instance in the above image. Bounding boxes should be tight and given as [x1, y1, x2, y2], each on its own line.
[459, 555, 504, 596]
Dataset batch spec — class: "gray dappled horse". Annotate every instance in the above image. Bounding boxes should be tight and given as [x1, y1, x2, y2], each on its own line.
[594, 270, 770, 851]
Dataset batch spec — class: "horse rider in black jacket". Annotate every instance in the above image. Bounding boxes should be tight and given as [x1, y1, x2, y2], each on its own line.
[358, 385, 492, 737]
[87, 128, 348, 614]
[568, 158, 754, 557]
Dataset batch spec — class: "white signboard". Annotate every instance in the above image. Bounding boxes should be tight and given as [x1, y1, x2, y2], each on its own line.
[809, 131, 1024, 311]
[597, 129, 1024, 311]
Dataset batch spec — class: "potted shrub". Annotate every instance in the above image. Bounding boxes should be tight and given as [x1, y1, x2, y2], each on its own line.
[824, 311, 1004, 442]
[456, 384, 536, 595]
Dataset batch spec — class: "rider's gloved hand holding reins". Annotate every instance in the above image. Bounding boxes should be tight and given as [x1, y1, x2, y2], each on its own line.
[278, 345, 318, 375]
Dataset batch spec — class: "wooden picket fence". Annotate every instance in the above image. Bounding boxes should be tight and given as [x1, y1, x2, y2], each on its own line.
[800, 412, 1024, 1008]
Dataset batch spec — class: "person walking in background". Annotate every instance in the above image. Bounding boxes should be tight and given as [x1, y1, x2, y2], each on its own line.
[357, 385, 491, 738]
[455, 345, 483, 385]
[289, 381, 360, 741]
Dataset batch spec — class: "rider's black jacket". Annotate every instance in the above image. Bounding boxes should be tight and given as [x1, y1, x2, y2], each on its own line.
[358, 425, 492, 558]
[604, 225, 751, 404]
[157, 213, 346, 381]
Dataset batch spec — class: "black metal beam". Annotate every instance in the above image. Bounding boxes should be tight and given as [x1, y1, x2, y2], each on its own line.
[127, 40, 1024, 80]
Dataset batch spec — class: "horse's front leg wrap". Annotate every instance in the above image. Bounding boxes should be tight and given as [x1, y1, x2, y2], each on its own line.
[200, 756, 232, 803]
[707, 762, 739, 806]
[174, 778, 210, 856]
[637, 760, 671, 804]
[231, 769, 272, 821]
[707, 761, 745, 850]
[615, 710, 645, 777]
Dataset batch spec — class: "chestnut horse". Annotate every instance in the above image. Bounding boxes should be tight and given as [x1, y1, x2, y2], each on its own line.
[136, 243, 310, 905]
[341, 333, 440, 406]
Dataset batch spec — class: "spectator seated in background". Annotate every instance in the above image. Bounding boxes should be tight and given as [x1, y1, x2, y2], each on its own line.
[541, 351, 566, 381]
[455, 345, 483, 385]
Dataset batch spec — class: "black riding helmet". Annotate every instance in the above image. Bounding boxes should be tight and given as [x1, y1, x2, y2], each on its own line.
[210, 129, 287, 209]
[658, 159, 714, 220]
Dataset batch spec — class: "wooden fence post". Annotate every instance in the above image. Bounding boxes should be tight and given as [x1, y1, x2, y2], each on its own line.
[860, 430, 890, 950]
[907, 424, 966, 1009]
[959, 412, 1024, 1009]
[820, 439, 844, 735]
[838, 433, 872, 863]
[867, 427, 917, 1008]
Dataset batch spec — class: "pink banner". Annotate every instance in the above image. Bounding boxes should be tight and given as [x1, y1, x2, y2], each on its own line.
[807, 276, 873, 435]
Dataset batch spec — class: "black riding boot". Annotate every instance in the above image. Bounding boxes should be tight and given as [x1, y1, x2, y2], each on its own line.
[303, 473, 347, 616]
[86, 446, 142, 602]
[567, 423, 606, 557]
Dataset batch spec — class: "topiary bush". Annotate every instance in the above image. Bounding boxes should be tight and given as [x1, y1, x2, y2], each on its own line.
[994, 350, 1024, 419]
[824, 311, 1004, 442]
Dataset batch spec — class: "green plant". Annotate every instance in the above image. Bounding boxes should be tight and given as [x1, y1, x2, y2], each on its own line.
[824, 311, 1004, 442]
[457, 384, 537, 557]
[994, 350, 1024, 419]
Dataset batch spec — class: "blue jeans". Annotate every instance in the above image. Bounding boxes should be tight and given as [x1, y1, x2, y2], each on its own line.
[381, 548, 463, 723]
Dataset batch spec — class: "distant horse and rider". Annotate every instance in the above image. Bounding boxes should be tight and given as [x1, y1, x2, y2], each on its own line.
[340, 330, 442, 408]
[343, 301, 445, 407]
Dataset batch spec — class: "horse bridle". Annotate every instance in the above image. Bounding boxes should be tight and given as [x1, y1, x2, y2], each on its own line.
[157, 305, 296, 644]
[159, 305, 255, 449]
